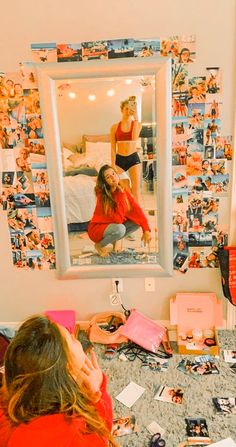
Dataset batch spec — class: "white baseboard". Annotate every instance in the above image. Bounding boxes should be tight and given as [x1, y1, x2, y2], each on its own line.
[0, 319, 228, 341]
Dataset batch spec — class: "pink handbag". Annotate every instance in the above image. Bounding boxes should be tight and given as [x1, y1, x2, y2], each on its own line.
[119, 309, 166, 353]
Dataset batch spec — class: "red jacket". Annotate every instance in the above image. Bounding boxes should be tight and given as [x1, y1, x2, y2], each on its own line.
[88, 189, 150, 243]
[0, 375, 112, 447]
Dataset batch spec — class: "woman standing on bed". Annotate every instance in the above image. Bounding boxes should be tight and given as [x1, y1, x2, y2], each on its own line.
[110, 96, 142, 204]
[88, 165, 151, 257]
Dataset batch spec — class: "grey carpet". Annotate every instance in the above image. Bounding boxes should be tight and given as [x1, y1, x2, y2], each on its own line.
[93, 330, 236, 446]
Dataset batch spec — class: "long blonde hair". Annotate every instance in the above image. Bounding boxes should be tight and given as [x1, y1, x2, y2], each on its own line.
[2, 315, 118, 446]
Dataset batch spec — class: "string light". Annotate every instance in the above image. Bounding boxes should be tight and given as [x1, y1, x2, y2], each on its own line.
[125, 79, 133, 85]
[68, 92, 76, 99]
[88, 94, 96, 101]
[107, 89, 115, 97]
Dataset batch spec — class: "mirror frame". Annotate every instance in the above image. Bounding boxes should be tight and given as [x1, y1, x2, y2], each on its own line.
[36, 56, 173, 278]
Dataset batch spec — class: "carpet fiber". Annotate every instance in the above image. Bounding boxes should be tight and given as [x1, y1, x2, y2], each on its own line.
[93, 330, 236, 446]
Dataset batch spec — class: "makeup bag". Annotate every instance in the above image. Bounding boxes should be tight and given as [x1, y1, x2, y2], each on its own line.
[88, 311, 128, 344]
[119, 309, 166, 354]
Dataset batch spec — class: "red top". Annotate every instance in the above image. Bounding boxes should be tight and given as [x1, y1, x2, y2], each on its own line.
[115, 121, 134, 141]
[88, 189, 150, 243]
[0, 375, 112, 447]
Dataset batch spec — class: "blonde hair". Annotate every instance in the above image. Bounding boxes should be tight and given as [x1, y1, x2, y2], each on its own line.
[120, 99, 129, 110]
[2, 315, 118, 446]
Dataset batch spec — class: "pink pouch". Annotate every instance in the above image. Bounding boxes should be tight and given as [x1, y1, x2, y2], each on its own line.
[119, 309, 166, 353]
[45, 310, 76, 334]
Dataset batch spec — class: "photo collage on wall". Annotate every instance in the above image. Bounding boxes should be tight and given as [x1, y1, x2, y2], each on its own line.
[0, 64, 56, 270]
[172, 54, 232, 272]
[0, 34, 233, 272]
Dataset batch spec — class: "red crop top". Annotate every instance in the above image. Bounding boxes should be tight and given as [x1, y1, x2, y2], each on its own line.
[115, 121, 134, 141]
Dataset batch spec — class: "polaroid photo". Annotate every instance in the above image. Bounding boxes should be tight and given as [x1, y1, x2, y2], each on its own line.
[154, 385, 184, 404]
[1, 149, 16, 171]
[223, 350, 236, 364]
[112, 415, 138, 437]
[107, 39, 134, 59]
[12, 249, 27, 269]
[188, 103, 205, 129]
[172, 63, 189, 94]
[23, 88, 40, 116]
[13, 192, 35, 209]
[173, 232, 189, 256]
[27, 139, 45, 155]
[206, 67, 222, 95]
[134, 38, 160, 58]
[208, 439, 236, 447]
[212, 398, 236, 415]
[172, 93, 189, 118]
[115, 381, 146, 408]
[215, 136, 232, 160]
[31, 43, 57, 63]
[81, 40, 108, 61]
[172, 189, 188, 214]
[185, 418, 211, 444]
[178, 34, 196, 63]
[57, 43, 82, 62]
[205, 99, 222, 122]
[172, 165, 187, 190]
[18, 62, 38, 89]
[160, 35, 179, 59]
[172, 143, 187, 166]
[188, 76, 206, 104]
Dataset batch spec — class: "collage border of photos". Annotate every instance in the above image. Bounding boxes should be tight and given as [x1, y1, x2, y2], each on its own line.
[0, 36, 233, 272]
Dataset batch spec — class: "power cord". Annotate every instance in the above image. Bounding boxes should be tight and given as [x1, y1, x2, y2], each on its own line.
[115, 280, 131, 318]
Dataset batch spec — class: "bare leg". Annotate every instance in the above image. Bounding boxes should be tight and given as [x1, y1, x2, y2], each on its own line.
[94, 243, 110, 257]
[128, 163, 142, 205]
[113, 239, 123, 253]
[115, 165, 132, 194]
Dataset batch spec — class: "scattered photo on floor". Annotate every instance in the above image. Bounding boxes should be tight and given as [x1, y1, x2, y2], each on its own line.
[154, 385, 184, 404]
[212, 398, 236, 414]
[112, 415, 138, 437]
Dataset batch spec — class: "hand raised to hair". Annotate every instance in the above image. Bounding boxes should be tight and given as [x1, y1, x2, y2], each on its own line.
[79, 350, 103, 402]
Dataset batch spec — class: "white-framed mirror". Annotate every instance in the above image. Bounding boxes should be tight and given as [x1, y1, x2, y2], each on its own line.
[36, 57, 173, 278]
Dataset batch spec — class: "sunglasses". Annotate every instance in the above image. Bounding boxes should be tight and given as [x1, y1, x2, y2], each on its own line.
[149, 432, 166, 447]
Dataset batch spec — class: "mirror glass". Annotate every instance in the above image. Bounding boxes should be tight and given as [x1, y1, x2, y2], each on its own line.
[55, 74, 158, 267]
[36, 57, 172, 278]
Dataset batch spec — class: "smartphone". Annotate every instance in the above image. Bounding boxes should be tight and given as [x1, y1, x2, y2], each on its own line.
[76, 328, 94, 353]
[128, 95, 136, 110]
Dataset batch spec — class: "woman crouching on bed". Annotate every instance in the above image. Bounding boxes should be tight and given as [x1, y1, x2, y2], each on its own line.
[88, 164, 151, 257]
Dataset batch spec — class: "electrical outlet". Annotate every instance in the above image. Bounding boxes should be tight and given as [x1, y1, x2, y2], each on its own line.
[145, 277, 155, 292]
[109, 293, 121, 306]
[112, 278, 123, 293]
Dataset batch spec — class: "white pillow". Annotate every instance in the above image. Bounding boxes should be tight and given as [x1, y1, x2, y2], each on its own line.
[85, 142, 111, 166]
[62, 147, 74, 169]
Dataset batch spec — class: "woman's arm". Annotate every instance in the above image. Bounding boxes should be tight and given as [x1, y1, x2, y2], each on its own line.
[130, 105, 142, 140]
[110, 124, 117, 168]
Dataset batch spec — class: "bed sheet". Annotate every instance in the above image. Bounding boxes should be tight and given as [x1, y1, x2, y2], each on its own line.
[63, 174, 96, 224]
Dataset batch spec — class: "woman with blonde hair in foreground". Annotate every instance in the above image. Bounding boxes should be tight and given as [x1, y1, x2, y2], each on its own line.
[0, 315, 118, 447]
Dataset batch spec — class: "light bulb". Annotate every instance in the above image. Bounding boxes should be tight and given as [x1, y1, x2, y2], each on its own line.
[88, 94, 96, 101]
[68, 92, 76, 99]
[107, 89, 115, 97]
[125, 79, 132, 85]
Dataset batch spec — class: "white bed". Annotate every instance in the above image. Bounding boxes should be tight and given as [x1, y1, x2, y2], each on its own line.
[62, 134, 111, 230]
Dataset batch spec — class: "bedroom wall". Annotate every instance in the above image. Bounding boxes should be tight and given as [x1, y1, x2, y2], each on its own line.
[56, 79, 142, 145]
[0, 0, 235, 323]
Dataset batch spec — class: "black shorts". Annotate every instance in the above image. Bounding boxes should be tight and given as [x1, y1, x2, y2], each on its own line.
[115, 152, 141, 171]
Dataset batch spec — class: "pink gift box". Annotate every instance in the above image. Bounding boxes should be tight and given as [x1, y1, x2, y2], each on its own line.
[170, 293, 223, 355]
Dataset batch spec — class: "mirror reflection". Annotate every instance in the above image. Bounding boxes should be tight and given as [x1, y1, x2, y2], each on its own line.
[55, 74, 159, 266]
